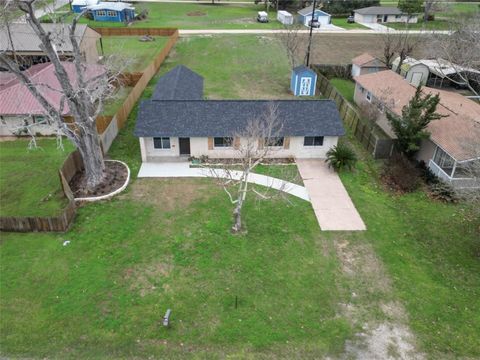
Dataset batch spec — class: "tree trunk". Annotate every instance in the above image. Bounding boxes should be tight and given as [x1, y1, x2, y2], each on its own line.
[76, 123, 105, 192]
[231, 202, 242, 233]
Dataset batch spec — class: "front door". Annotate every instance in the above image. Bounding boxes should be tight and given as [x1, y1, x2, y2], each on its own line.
[179, 137, 191, 156]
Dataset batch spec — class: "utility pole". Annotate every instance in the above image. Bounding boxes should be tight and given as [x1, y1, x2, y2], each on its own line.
[305, 0, 317, 67]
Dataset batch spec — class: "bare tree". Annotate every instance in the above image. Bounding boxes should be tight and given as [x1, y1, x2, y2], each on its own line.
[205, 104, 291, 233]
[423, 0, 449, 21]
[277, 24, 304, 69]
[0, 0, 124, 192]
[428, 15, 480, 97]
[379, 29, 421, 72]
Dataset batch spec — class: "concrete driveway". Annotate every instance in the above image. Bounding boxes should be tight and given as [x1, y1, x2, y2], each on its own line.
[296, 159, 366, 231]
[357, 22, 394, 32]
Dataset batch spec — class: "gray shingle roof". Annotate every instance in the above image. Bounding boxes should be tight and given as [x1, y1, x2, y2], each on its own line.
[134, 100, 345, 137]
[0, 23, 90, 53]
[152, 65, 204, 100]
[354, 6, 403, 15]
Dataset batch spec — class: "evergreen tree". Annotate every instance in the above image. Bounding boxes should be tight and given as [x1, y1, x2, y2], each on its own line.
[387, 86, 444, 158]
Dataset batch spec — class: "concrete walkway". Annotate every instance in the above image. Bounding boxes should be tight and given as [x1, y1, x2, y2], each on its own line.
[296, 159, 366, 231]
[357, 22, 394, 33]
[137, 162, 310, 201]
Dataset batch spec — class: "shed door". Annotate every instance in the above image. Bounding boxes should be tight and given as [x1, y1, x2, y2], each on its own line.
[299, 77, 312, 96]
[411, 72, 423, 87]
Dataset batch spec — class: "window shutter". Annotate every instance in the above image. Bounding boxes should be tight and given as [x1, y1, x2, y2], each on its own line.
[283, 137, 290, 149]
[208, 137, 214, 150]
[258, 138, 264, 150]
[234, 137, 240, 149]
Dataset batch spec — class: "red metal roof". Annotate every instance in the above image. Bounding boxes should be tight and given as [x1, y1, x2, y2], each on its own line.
[0, 62, 105, 116]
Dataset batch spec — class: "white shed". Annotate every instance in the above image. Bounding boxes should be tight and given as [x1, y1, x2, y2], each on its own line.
[277, 10, 293, 25]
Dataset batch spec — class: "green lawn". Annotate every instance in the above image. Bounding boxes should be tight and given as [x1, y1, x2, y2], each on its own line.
[0, 139, 73, 217]
[330, 78, 355, 103]
[99, 36, 170, 72]
[102, 86, 133, 116]
[1, 34, 480, 359]
[62, 2, 284, 29]
[331, 17, 368, 29]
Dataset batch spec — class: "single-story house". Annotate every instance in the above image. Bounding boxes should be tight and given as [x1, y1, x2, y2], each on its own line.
[0, 62, 106, 136]
[297, 6, 331, 27]
[72, 0, 99, 13]
[353, 6, 418, 24]
[290, 65, 317, 97]
[0, 23, 101, 68]
[351, 53, 388, 77]
[353, 70, 480, 188]
[393, 56, 480, 91]
[135, 66, 345, 162]
[87, 2, 135, 22]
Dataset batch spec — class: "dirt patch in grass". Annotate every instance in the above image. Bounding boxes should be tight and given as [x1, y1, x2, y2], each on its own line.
[125, 259, 174, 297]
[127, 178, 213, 212]
[334, 239, 424, 359]
[187, 11, 206, 16]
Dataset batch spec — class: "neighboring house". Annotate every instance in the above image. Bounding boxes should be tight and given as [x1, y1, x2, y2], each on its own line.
[135, 66, 345, 162]
[353, 6, 418, 23]
[71, 0, 99, 13]
[297, 6, 331, 27]
[351, 53, 388, 77]
[353, 70, 480, 188]
[0, 23, 101, 67]
[393, 56, 480, 90]
[391, 57, 430, 87]
[87, 2, 135, 22]
[290, 65, 317, 97]
[0, 62, 105, 136]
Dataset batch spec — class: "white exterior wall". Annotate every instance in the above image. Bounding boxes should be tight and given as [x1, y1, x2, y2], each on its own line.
[354, 13, 417, 23]
[351, 64, 361, 77]
[385, 14, 418, 23]
[142, 136, 339, 161]
[0, 116, 57, 136]
[354, 13, 375, 23]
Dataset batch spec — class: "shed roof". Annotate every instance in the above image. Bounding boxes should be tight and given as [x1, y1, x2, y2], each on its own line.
[298, 6, 330, 16]
[352, 53, 375, 66]
[71, 0, 98, 6]
[135, 100, 345, 137]
[292, 65, 316, 75]
[88, 2, 134, 11]
[354, 6, 403, 15]
[152, 65, 204, 101]
[0, 23, 93, 53]
[354, 70, 480, 161]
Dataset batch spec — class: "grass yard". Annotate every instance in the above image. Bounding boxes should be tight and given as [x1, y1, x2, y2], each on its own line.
[65, 3, 283, 29]
[331, 17, 369, 29]
[330, 78, 355, 103]
[99, 36, 170, 72]
[387, 19, 451, 30]
[102, 86, 133, 116]
[1, 33, 480, 359]
[0, 139, 73, 217]
[157, 35, 302, 99]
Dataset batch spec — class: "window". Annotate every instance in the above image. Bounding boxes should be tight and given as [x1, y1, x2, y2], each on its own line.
[304, 136, 324, 146]
[214, 137, 233, 148]
[153, 137, 171, 149]
[106, 10, 116, 17]
[32, 115, 46, 124]
[360, 85, 365, 93]
[433, 146, 455, 177]
[265, 137, 284, 147]
[96, 10, 106, 16]
[366, 91, 372, 102]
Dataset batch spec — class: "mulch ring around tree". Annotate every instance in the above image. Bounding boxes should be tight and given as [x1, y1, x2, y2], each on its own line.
[69, 161, 128, 198]
[187, 11, 206, 16]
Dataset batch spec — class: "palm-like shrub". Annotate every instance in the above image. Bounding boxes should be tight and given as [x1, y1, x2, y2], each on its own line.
[325, 143, 357, 171]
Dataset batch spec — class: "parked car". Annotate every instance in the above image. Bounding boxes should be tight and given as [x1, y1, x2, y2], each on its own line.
[308, 19, 321, 28]
[257, 11, 269, 23]
[347, 15, 354, 23]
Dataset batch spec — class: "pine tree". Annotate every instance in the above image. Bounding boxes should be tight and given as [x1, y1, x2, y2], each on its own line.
[387, 86, 444, 159]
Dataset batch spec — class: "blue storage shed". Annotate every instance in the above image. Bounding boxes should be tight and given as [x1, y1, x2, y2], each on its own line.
[88, 2, 135, 23]
[71, 0, 98, 14]
[297, 6, 331, 27]
[291, 65, 317, 97]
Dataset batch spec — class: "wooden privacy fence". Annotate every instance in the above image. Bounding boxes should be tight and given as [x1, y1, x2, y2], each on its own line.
[0, 151, 83, 233]
[314, 71, 394, 159]
[95, 29, 179, 146]
[93, 27, 178, 36]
